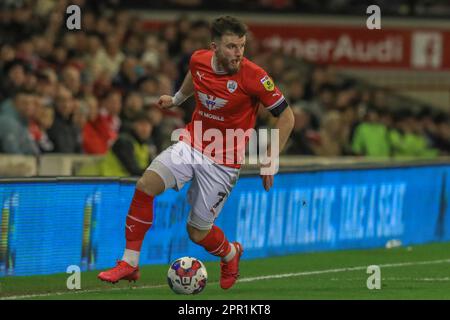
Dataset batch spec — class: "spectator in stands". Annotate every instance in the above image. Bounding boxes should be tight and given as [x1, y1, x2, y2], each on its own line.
[389, 109, 438, 158]
[123, 33, 142, 58]
[372, 88, 389, 111]
[0, 59, 27, 101]
[48, 46, 69, 74]
[141, 34, 161, 71]
[81, 11, 97, 33]
[268, 55, 286, 82]
[121, 91, 144, 133]
[303, 65, 332, 100]
[378, 106, 394, 130]
[160, 22, 181, 58]
[144, 103, 166, 153]
[95, 15, 114, 38]
[334, 80, 360, 111]
[285, 77, 306, 106]
[98, 111, 156, 176]
[306, 83, 336, 128]
[189, 19, 211, 50]
[0, 1, 447, 162]
[0, 89, 38, 154]
[175, 36, 195, 89]
[138, 75, 160, 106]
[96, 89, 123, 147]
[432, 112, 450, 155]
[310, 111, 344, 157]
[82, 95, 109, 155]
[72, 98, 88, 149]
[175, 15, 192, 43]
[5, 2, 42, 42]
[84, 33, 104, 80]
[157, 74, 174, 97]
[92, 70, 113, 99]
[351, 106, 391, 157]
[284, 105, 315, 155]
[61, 65, 83, 99]
[112, 57, 141, 93]
[338, 105, 359, 155]
[151, 105, 185, 152]
[47, 85, 81, 153]
[158, 57, 179, 84]
[93, 34, 125, 77]
[23, 69, 38, 93]
[0, 44, 16, 71]
[418, 107, 440, 149]
[35, 69, 58, 105]
[29, 95, 54, 153]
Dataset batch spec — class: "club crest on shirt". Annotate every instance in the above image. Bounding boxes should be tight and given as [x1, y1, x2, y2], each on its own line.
[227, 80, 238, 93]
[260, 75, 275, 91]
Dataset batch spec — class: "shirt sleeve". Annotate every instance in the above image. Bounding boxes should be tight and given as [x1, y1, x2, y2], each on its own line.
[188, 49, 205, 73]
[245, 66, 288, 117]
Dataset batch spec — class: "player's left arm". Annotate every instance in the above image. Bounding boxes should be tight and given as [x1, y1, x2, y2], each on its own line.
[272, 106, 295, 155]
[261, 106, 295, 191]
[246, 68, 294, 191]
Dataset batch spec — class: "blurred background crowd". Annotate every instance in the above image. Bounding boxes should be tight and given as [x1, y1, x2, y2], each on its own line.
[0, 0, 449, 176]
[125, 0, 450, 17]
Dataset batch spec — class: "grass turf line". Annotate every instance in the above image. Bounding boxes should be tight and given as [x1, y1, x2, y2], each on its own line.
[1, 242, 450, 299]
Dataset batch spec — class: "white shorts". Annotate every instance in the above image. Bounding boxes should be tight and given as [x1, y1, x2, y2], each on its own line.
[146, 141, 240, 230]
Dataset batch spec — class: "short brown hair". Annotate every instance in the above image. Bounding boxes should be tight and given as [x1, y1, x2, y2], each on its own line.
[211, 16, 247, 41]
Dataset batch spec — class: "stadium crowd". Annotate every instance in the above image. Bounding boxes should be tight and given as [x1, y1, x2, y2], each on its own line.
[129, 0, 450, 18]
[0, 0, 449, 176]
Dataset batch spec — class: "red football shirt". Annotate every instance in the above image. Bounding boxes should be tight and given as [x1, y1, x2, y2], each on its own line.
[181, 49, 288, 168]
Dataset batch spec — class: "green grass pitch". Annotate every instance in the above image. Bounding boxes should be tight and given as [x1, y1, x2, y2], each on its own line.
[1, 242, 450, 300]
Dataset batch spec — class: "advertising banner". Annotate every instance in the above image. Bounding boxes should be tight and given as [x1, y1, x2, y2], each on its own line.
[0, 165, 449, 276]
[249, 24, 450, 70]
[141, 19, 450, 70]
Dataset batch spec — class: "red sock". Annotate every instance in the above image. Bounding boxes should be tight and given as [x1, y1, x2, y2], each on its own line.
[125, 189, 154, 251]
[196, 225, 231, 258]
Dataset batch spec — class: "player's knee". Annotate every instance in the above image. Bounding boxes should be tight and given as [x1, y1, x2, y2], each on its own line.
[136, 171, 165, 196]
[136, 177, 149, 194]
[187, 224, 210, 243]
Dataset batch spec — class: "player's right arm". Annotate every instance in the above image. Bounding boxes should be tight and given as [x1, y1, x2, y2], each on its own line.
[158, 71, 194, 109]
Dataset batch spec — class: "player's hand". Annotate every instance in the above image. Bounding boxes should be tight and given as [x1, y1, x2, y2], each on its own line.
[260, 174, 274, 192]
[259, 158, 275, 191]
[158, 95, 175, 109]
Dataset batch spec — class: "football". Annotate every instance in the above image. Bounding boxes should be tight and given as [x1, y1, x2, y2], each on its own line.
[167, 256, 208, 294]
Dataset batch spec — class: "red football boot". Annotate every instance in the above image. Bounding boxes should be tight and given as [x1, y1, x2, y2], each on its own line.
[97, 260, 140, 284]
[220, 242, 243, 290]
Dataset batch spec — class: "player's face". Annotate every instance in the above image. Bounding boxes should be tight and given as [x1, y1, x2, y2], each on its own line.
[213, 34, 246, 74]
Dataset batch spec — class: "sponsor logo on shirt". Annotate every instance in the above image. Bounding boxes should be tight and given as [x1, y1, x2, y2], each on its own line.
[260, 75, 275, 91]
[198, 92, 228, 111]
[198, 110, 225, 122]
